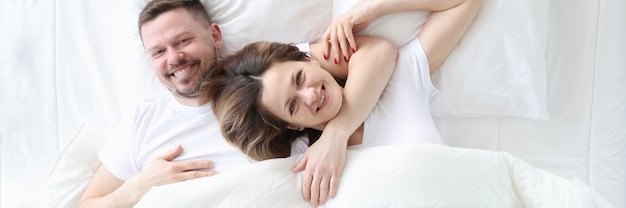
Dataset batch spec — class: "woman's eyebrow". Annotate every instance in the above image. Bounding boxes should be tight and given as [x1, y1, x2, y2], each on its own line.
[283, 67, 297, 116]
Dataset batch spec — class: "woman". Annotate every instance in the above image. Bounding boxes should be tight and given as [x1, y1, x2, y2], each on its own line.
[204, 0, 483, 206]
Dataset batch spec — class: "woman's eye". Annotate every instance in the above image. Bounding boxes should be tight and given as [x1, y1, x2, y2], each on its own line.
[295, 70, 302, 85]
[289, 99, 296, 115]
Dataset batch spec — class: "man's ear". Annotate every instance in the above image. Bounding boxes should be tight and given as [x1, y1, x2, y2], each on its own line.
[210, 23, 223, 49]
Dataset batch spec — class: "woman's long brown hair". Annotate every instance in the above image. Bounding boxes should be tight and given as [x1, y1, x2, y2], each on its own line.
[202, 41, 321, 161]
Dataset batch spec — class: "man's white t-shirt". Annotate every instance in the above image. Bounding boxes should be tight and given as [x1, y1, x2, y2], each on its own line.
[292, 38, 444, 154]
[99, 91, 251, 181]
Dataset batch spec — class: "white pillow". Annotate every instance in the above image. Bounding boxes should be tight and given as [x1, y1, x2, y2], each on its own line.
[203, 0, 333, 56]
[132, 0, 333, 57]
[334, 0, 549, 120]
[431, 0, 549, 119]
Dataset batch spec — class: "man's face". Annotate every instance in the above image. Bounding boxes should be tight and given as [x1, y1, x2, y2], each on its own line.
[140, 8, 221, 104]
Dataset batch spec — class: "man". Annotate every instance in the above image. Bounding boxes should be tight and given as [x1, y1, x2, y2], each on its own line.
[79, 0, 251, 207]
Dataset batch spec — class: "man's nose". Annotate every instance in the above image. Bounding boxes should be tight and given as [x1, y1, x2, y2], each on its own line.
[167, 50, 184, 66]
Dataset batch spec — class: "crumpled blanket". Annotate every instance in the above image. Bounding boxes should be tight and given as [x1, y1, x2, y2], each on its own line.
[136, 144, 614, 208]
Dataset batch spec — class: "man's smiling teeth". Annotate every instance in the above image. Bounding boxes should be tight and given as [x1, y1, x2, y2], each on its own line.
[173, 66, 190, 77]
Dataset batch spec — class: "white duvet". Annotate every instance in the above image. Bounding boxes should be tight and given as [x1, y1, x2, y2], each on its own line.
[136, 144, 613, 208]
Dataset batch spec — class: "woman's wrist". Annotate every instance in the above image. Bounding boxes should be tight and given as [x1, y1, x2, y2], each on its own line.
[322, 121, 356, 144]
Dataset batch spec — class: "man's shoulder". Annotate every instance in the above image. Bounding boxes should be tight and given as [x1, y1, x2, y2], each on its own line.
[133, 91, 172, 115]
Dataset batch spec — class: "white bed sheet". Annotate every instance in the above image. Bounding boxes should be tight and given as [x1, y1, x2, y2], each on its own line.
[1, 0, 625, 207]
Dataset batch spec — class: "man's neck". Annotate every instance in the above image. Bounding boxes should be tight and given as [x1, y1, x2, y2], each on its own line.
[173, 95, 210, 107]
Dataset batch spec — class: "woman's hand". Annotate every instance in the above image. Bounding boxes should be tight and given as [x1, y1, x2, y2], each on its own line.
[322, 4, 377, 64]
[293, 134, 348, 207]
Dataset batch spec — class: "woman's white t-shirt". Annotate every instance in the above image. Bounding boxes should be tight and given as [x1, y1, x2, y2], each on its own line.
[292, 38, 443, 154]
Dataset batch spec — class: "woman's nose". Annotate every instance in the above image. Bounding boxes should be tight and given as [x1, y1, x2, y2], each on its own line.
[299, 87, 318, 107]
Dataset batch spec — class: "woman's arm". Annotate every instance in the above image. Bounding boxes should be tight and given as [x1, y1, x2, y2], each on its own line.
[293, 36, 398, 207]
[418, 0, 483, 72]
[323, 0, 473, 63]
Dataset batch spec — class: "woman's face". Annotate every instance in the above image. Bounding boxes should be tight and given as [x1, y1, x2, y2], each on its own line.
[260, 60, 343, 130]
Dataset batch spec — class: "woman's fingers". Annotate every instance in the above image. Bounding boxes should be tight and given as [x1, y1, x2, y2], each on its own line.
[329, 28, 340, 64]
[322, 31, 331, 60]
[308, 169, 322, 207]
[293, 155, 308, 172]
[329, 174, 339, 199]
[302, 169, 313, 201]
[337, 26, 350, 62]
[322, 13, 360, 64]
[318, 176, 330, 205]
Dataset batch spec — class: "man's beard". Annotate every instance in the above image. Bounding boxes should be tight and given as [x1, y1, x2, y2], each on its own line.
[175, 47, 220, 99]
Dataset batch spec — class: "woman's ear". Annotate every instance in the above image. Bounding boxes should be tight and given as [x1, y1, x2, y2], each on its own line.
[306, 57, 321, 66]
[287, 124, 304, 131]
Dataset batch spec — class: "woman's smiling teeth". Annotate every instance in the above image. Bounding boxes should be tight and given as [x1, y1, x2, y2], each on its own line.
[173, 66, 191, 77]
[317, 87, 326, 111]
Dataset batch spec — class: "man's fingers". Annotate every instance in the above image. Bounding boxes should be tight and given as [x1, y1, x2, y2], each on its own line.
[157, 145, 182, 161]
[175, 170, 217, 182]
[176, 160, 214, 171]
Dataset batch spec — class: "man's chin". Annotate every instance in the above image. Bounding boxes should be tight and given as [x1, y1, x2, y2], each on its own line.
[174, 88, 200, 99]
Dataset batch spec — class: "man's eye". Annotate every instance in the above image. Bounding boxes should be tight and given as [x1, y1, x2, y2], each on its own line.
[152, 50, 163, 57]
[180, 39, 189, 44]
[289, 99, 296, 115]
[295, 70, 302, 85]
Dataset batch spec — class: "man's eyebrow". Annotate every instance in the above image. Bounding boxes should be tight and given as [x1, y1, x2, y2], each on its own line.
[146, 32, 193, 53]
[146, 45, 158, 53]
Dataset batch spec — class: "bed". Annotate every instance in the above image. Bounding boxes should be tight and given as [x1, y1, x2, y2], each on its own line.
[1, 0, 624, 207]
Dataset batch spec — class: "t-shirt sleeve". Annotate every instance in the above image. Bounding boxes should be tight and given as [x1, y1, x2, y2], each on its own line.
[402, 38, 439, 99]
[98, 113, 140, 181]
[294, 42, 311, 53]
[290, 136, 310, 156]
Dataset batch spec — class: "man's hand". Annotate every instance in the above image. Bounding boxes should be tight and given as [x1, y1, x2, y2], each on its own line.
[79, 145, 217, 208]
[126, 145, 217, 199]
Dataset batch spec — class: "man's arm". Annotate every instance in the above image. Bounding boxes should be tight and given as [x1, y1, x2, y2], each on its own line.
[79, 145, 216, 208]
[79, 165, 136, 208]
